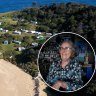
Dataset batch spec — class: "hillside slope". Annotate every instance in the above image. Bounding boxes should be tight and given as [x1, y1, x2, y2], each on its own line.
[0, 59, 35, 96]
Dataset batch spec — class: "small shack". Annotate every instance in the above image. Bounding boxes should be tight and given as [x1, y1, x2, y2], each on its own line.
[3, 40, 8, 44]
[13, 40, 21, 44]
[18, 47, 25, 51]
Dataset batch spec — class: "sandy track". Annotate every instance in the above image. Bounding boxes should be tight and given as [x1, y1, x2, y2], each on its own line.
[38, 77, 47, 96]
[0, 59, 35, 96]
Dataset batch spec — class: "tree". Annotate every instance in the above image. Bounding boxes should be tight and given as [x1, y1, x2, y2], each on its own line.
[37, 25, 50, 32]
[77, 22, 83, 34]
[22, 36, 33, 47]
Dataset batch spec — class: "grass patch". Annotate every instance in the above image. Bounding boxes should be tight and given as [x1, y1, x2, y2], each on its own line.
[0, 43, 15, 52]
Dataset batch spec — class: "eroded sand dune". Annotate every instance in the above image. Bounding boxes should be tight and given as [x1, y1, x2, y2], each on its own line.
[0, 59, 35, 96]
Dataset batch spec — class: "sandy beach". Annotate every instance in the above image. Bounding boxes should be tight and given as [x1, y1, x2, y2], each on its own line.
[0, 59, 35, 96]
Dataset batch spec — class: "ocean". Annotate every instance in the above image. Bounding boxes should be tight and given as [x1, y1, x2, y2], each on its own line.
[0, 0, 96, 13]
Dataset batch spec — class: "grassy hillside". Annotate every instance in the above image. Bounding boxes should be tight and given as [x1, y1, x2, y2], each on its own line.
[0, 3, 96, 95]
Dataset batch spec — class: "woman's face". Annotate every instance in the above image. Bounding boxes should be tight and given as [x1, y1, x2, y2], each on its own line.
[59, 42, 72, 61]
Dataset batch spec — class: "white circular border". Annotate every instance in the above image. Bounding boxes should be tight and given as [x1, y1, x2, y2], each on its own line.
[37, 32, 96, 93]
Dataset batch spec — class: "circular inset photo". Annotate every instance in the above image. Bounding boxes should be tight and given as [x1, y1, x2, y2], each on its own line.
[37, 32, 95, 92]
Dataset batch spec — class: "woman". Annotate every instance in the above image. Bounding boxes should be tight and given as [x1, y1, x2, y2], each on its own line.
[46, 40, 83, 91]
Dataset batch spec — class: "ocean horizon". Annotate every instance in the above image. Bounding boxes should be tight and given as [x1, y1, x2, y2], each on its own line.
[0, 0, 96, 13]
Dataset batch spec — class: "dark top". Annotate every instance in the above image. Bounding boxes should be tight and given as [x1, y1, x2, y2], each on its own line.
[46, 58, 83, 91]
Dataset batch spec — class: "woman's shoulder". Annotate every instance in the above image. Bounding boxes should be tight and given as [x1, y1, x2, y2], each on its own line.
[71, 57, 81, 67]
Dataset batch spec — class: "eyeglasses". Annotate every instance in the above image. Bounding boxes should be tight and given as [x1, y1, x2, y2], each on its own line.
[59, 47, 72, 51]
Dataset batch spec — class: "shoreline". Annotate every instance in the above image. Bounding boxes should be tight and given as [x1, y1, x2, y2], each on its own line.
[0, 2, 96, 14]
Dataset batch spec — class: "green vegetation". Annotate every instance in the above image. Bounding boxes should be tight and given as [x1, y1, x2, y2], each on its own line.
[0, 3, 96, 95]
[0, 31, 41, 77]
[0, 44, 14, 52]
[16, 3, 96, 50]
[15, 3, 96, 95]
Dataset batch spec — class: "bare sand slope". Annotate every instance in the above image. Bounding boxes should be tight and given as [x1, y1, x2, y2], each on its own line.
[38, 77, 47, 96]
[0, 59, 35, 96]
